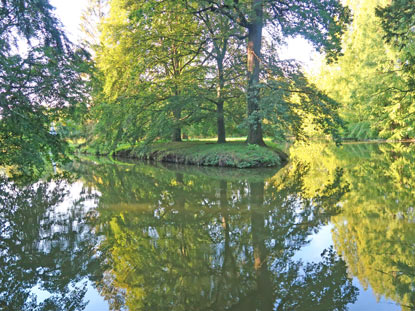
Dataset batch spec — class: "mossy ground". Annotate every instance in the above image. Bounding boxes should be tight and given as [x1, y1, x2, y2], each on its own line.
[113, 140, 287, 168]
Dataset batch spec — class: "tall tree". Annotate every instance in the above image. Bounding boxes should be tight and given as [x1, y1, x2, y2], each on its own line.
[194, 0, 351, 145]
[376, 0, 415, 105]
[315, 0, 415, 140]
[94, 0, 207, 146]
[196, 10, 245, 143]
[376, 0, 415, 76]
[0, 0, 89, 178]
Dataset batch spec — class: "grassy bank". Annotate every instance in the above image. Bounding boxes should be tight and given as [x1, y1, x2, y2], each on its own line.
[112, 141, 287, 168]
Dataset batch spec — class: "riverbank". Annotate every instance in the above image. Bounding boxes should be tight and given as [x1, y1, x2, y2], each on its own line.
[110, 141, 287, 168]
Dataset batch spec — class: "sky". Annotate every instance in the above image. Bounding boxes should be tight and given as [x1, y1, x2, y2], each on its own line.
[49, 0, 318, 69]
[50, 0, 88, 43]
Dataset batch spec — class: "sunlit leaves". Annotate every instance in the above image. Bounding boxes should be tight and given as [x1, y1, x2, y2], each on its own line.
[314, 0, 415, 141]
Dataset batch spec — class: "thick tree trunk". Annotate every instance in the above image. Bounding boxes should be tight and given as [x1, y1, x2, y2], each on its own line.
[246, 0, 265, 146]
[217, 100, 226, 143]
[172, 108, 182, 142]
[172, 127, 182, 142]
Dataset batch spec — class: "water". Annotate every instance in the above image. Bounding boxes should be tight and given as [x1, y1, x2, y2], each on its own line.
[1, 142, 414, 310]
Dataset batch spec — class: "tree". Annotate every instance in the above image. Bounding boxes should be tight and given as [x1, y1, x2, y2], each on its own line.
[315, 0, 415, 141]
[376, 0, 415, 127]
[376, 0, 415, 77]
[80, 0, 109, 49]
[86, 0, 350, 149]
[196, 10, 245, 143]
[93, 0, 208, 147]
[0, 0, 89, 179]
[192, 0, 351, 145]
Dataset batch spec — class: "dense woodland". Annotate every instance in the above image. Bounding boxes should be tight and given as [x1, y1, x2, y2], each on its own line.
[0, 0, 414, 176]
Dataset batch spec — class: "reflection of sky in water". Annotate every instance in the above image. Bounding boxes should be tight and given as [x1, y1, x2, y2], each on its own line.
[294, 224, 334, 263]
[84, 283, 108, 311]
[31, 282, 108, 311]
[53, 181, 100, 214]
[295, 224, 400, 311]
[350, 280, 400, 311]
[51, 210, 401, 311]
[24, 177, 404, 311]
[73, 222, 401, 311]
[28, 181, 109, 310]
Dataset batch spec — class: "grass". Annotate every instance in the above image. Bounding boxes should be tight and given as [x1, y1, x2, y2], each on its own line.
[113, 140, 287, 168]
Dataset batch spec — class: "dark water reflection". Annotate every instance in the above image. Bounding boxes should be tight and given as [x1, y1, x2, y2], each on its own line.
[0, 178, 102, 310]
[4, 143, 415, 310]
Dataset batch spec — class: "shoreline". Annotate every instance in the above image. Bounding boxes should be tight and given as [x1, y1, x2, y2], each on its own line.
[108, 141, 288, 169]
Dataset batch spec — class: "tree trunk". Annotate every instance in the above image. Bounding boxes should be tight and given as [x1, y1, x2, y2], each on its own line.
[172, 108, 182, 142]
[217, 100, 226, 143]
[172, 127, 182, 142]
[216, 54, 226, 143]
[246, 0, 265, 146]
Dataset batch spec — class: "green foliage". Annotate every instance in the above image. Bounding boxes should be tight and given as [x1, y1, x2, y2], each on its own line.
[376, 0, 415, 76]
[314, 0, 415, 141]
[345, 121, 379, 140]
[0, 0, 90, 179]
[196, 0, 351, 60]
[90, 0, 209, 147]
[85, 0, 351, 149]
[260, 58, 344, 143]
[331, 144, 415, 310]
[196, 0, 351, 144]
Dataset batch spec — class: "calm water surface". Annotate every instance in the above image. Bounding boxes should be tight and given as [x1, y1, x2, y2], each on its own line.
[1, 143, 414, 310]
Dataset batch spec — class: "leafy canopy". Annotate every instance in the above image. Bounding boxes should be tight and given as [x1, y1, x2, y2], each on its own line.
[0, 0, 89, 179]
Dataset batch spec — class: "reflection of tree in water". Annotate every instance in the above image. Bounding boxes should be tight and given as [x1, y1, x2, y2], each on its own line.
[77, 159, 357, 310]
[328, 143, 415, 311]
[289, 142, 415, 310]
[0, 177, 101, 310]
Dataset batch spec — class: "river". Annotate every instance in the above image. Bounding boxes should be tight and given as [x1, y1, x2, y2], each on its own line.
[1, 142, 414, 310]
